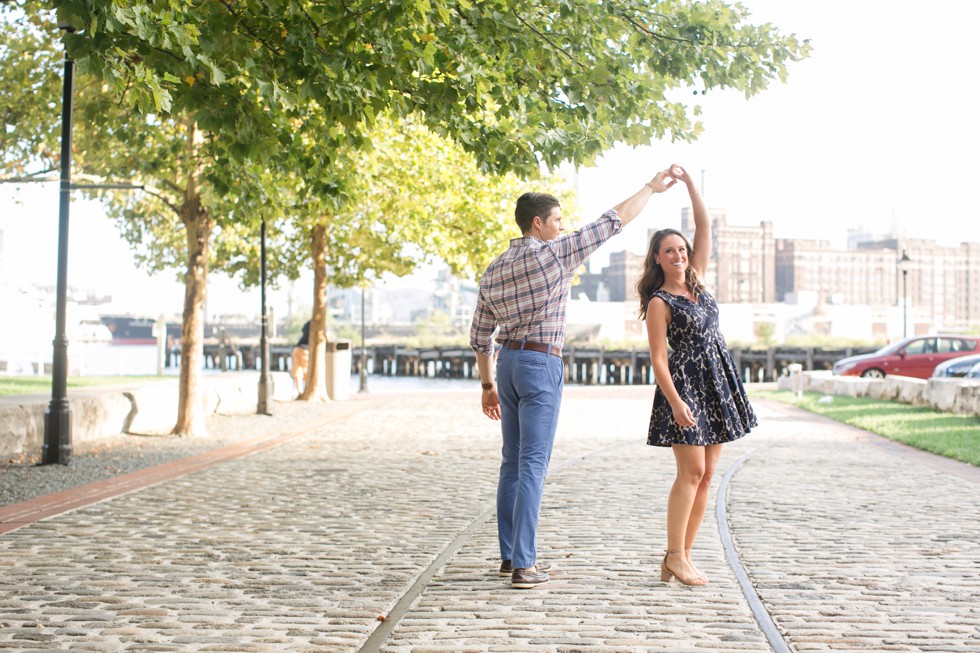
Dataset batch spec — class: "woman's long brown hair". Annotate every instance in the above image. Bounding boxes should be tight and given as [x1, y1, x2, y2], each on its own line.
[636, 228, 705, 319]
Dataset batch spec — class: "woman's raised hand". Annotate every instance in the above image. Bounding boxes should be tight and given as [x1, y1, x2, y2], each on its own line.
[668, 164, 695, 188]
[647, 168, 677, 193]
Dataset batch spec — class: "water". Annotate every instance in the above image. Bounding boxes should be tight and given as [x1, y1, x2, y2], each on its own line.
[3, 341, 477, 396]
[351, 375, 473, 394]
[0, 342, 163, 377]
[69, 343, 176, 377]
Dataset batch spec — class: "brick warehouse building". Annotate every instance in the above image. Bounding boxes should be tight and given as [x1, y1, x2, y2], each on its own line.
[576, 209, 980, 336]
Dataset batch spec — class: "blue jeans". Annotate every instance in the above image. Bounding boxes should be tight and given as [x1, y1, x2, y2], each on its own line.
[495, 347, 564, 568]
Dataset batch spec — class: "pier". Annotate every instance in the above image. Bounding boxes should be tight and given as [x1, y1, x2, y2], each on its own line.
[173, 343, 877, 385]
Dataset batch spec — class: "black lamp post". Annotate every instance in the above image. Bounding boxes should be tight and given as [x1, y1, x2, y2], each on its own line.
[42, 25, 76, 465]
[257, 217, 274, 414]
[899, 249, 911, 338]
[359, 286, 368, 393]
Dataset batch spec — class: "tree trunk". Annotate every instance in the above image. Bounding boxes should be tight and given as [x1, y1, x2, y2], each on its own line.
[172, 123, 212, 435]
[300, 223, 330, 402]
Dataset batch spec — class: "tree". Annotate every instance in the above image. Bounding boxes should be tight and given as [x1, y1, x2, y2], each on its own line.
[756, 321, 776, 347]
[414, 310, 463, 348]
[256, 113, 578, 401]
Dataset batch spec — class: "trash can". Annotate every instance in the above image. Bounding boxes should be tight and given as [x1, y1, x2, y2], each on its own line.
[324, 339, 352, 400]
[787, 363, 804, 397]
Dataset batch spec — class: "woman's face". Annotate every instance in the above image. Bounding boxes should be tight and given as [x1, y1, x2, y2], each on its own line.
[655, 234, 689, 273]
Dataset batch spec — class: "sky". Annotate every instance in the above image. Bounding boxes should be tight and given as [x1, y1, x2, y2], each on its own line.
[577, 0, 980, 267]
[2, 0, 979, 319]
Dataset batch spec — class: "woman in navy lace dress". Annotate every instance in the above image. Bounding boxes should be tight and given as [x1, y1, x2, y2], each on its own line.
[637, 165, 757, 586]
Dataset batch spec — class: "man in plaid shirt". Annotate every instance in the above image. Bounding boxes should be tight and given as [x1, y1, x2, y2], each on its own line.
[471, 167, 677, 588]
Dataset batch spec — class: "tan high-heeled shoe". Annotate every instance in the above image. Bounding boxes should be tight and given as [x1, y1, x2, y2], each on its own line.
[660, 549, 708, 586]
[685, 547, 709, 584]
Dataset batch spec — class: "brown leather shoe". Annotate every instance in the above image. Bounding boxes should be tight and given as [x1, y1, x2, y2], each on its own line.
[511, 566, 549, 589]
[499, 560, 552, 577]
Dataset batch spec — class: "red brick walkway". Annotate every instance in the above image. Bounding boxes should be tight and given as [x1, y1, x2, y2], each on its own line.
[0, 399, 379, 535]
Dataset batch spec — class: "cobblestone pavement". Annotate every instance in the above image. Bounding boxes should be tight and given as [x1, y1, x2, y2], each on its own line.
[729, 403, 980, 652]
[0, 386, 977, 652]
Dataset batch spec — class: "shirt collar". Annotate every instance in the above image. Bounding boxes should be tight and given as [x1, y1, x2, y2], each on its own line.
[510, 235, 546, 248]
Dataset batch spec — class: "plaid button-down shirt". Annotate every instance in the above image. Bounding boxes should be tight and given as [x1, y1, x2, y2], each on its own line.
[470, 209, 623, 355]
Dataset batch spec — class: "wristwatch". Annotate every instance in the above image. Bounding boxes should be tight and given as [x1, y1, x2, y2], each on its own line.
[481, 382, 494, 390]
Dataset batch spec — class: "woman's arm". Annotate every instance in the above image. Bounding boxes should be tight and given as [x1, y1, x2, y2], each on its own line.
[670, 165, 710, 279]
[646, 297, 696, 428]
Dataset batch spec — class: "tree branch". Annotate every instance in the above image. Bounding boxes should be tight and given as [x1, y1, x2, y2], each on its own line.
[141, 184, 182, 215]
[216, 0, 285, 56]
[159, 177, 183, 194]
[615, 9, 693, 44]
[613, 3, 763, 51]
[0, 167, 57, 182]
[510, 9, 584, 68]
[331, 0, 375, 19]
[297, 3, 322, 38]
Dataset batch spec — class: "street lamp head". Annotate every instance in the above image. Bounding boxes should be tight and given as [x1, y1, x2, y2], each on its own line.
[898, 249, 911, 339]
[898, 248, 911, 272]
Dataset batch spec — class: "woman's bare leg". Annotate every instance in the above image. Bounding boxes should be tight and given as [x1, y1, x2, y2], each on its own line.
[683, 444, 723, 581]
[665, 444, 708, 584]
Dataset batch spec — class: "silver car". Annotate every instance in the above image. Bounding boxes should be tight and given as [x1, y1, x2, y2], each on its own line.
[932, 354, 980, 378]
[967, 361, 980, 379]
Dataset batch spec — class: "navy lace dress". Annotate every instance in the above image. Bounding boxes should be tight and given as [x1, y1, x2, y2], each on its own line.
[647, 289, 757, 447]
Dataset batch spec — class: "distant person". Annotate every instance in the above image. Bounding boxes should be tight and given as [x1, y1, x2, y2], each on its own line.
[291, 320, 312, 396]
[637, 164, 758, 586]
[470, 168, 677, 589]
[292, 319, 333, 396]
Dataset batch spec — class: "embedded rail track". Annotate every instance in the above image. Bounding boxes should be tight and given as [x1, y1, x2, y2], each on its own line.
[356, 438, 792, 653]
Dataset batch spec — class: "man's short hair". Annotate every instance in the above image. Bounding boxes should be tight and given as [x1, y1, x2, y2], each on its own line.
[515, 192, 560, 234]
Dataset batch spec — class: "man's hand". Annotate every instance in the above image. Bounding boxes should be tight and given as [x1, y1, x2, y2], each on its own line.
[482, 388, 501, 420]
[614, 166, 678, 226]
[646, 168, 677, 193]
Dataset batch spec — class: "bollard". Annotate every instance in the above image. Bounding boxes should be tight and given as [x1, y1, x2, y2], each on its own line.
[154, 315, 166, 376]
[788, 363, 804, 397]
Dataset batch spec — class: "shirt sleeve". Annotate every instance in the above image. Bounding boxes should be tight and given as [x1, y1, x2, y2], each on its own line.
[469, 289, 497, 355]
[550, 209, 623, 270]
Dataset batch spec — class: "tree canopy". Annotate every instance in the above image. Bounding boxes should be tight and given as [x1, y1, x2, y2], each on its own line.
[42, 0, 809, 175]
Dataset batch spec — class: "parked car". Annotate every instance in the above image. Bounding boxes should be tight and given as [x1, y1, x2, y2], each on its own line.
[832, 335, 980, 379]
[967, 361, 980, 379]
[932, 353, 980, 378]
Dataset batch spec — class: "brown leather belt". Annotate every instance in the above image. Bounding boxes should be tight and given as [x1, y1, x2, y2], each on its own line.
[501, 340, 562, 358]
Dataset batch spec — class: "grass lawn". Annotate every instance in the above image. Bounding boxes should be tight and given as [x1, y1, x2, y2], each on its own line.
[750, 388, 980, 467]
[0, 376, 169, 398]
